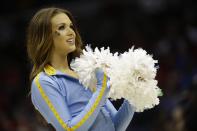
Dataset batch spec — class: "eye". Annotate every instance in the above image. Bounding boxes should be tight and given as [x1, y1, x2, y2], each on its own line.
[58, 25, 65, 30]
[70, 24, 74, 29]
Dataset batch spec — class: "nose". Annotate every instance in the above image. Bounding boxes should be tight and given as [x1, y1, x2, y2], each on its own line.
[67, 27, 75, 37]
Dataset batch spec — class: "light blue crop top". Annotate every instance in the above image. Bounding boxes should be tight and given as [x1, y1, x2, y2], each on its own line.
[31, 65, 134, 131]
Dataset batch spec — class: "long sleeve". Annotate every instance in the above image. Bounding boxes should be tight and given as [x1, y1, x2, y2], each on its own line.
[105, 99, 135, 131]
[31, 72, 110, 131]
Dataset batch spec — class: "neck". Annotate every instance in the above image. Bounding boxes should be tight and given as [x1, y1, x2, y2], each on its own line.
[50, 53, 70, 71]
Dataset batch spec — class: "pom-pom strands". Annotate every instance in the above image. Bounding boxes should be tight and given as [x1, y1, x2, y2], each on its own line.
[71, 45, 162, 112]
[70, 45, 115, 91]
[111, 47, 160, 112]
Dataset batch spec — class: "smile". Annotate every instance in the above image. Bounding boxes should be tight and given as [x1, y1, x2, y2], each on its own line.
[66, 38, 75, 44]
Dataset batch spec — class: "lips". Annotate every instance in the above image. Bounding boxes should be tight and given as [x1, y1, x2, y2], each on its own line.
[66, 38, 75, 44]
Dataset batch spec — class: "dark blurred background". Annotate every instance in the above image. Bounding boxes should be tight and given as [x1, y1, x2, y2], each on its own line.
[0, 0, 197, 131]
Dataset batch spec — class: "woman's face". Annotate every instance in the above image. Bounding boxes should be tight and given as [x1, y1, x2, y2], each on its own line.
[51, 13, 76, 56]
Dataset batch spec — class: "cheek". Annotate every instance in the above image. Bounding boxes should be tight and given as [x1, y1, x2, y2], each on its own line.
[54, 30, 60, 36]
[53, 36, 75, 52]
[56, 30, 69, 37]
[54, 30, 67, 39]
[53, 33, 65, 43]
[59, 31, 67, 36]
[53, 38, 64, 51]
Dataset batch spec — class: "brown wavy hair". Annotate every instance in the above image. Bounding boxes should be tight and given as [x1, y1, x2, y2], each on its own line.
[27, 7, 83, 82]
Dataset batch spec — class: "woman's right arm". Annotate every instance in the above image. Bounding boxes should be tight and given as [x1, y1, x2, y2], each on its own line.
[31, 70, 110, 131]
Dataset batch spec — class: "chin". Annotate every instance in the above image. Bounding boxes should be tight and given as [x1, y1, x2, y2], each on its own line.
[68, 46, 76, 53]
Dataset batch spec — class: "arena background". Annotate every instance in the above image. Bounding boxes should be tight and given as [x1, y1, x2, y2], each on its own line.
[0, 0, 197, 130]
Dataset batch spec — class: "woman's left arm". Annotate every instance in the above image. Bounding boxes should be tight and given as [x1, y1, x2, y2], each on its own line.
[105, 99, 135, 131]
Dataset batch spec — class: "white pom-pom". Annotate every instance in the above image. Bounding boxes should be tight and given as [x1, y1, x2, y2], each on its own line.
[71, 45, 162, 112]
[109, 46, 160, 112]
[70, 45, 114, 91]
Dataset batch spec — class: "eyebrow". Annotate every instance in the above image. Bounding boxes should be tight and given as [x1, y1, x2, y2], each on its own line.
[56, 23, 73, 27]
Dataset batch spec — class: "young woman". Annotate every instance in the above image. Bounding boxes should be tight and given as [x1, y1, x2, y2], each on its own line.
[27, 7, 134, 131]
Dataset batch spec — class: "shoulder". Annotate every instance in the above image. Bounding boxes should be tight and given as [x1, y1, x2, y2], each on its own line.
[31, 72, 59, 92]
[31, 72, 66, 101]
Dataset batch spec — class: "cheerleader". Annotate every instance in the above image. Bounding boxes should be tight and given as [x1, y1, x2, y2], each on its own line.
[27, 7, 134, 131]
